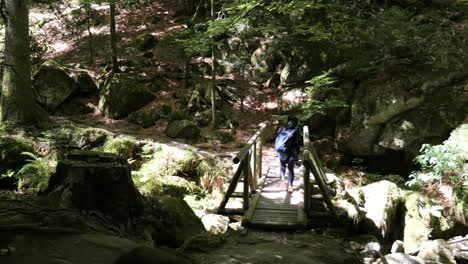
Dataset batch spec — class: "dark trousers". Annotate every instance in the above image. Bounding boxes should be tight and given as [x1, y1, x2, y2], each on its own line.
[279, 156, 295, 187]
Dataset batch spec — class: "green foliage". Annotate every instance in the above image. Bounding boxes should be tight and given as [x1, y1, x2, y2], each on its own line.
[16, 152, 54, 193]
[407, 144, 466, 198]
[102, 136, 139, 159]
[300, 71, 347, 121]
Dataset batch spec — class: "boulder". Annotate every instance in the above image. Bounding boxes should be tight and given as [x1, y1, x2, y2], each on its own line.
[98, 74, 155, 119]
[372, 253, 424, 264]
[359, 180, 401, 239]
[336, 67, 467, 160]
[445, 123, 468, 160]
[250, 39, 281, 83]
[201, 214, 230, 234]
[128, 108, 160, 128]
[33, 60, 77, 111]
[165, 120, 200, 139]
[149, 196, 205, 247]
[451, 235, 468, 264]
[403, 192, 431, 253]
[45, 150, 144, 221]
[136, 33, 157, 51]
[74, 70, 98, 96]
[115, 246, 191, 264]
[55, 97, 95, 116]
[390, 240, 404, 253]
[417, 239, 456, 264]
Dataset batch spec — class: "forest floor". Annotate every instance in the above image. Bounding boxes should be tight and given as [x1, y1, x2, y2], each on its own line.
[6, 1, 371, 263]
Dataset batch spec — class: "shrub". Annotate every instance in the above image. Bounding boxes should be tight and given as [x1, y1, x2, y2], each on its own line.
[407, 144, 466, 198]
[16, 152, 56, 193]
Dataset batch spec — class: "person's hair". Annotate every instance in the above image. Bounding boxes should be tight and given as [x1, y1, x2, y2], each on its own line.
[286, 115, 298, 129]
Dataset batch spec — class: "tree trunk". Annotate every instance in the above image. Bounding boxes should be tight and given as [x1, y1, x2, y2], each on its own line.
[1, 0, 47, 125]
[109, 1, 119, 72]
[87, 5, 94, 65]
[210, 0, 216, 128]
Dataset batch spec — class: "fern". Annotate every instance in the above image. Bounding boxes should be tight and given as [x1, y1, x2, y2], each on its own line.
[16, 152, 53, 193]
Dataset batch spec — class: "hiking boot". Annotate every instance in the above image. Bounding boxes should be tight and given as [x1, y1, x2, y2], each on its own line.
[287, 186, 293, 193]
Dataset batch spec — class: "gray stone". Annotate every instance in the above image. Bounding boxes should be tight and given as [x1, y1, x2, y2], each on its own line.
[33, 60, 77, 111]
[390, 240, 404, 253]
[114, 246, 191, 264]
[74, 70, 98, 95]
[165, 120, 200, 139]
[403, 192, 431, 253]
[359, 180, 400, 239]
[98, 74, 155, 119]
[128, 108, 159, 128]
[417, 239, 456, 264]
[201, 214, 230, 234]
[373, 253, 425, 264]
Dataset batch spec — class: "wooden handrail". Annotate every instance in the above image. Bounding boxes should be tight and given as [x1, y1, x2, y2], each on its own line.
[218, 122, 268, 214]
[233, 122, 267, 164]
[302, 126, 338, 222]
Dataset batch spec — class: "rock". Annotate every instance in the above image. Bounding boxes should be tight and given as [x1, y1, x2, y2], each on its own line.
[201, 214, 230, 234]
[2, 233, 141, 264]
[45, 150, 144, 221]
[98, 74, 155, 119]
[128, 108, 160, 128]
[165, 120, 200, 139]
[115, 246, 191, 264]
[136, 33, 157, 51]
[33, 60, 77, 111]
[372, 253, 425, 264]
[280, 88, 308, 111]
[445, 123, 468, 160]
[55, 97, 95, 116]
[250, 39, 281, 83]
[403, 192, 431, 253]
[359, 180, 401, 240]
[150, 196, 205, 247]
[74, 70, 98, 96]
[390, 240, 404, 253]
[228, 222, 244, 231]
[417, 239, 456, 264]
[336, 67, 466, 161]
[451, 235, 468, 264]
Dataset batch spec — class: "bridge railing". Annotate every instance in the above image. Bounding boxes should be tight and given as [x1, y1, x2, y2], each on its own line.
[218, 122, 268, 214]
[302, 126, 337, 220]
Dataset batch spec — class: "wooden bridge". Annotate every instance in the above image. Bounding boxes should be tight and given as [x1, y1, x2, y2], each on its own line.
[217, 122, 338, 230]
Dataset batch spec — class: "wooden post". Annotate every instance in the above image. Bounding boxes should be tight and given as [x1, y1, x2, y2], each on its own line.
[257, 136, 263, 178]
[218, 158, 245, 213]
[243, 154, 250, 211]
[303, 161, 310, 213]
[252, 141, 257, 189]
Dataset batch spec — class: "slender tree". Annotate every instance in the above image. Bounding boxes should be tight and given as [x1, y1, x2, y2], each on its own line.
[210, 0, 216, 127]
[109, 0, 119, 72]
[1, 0, 47, 125]
[86, 3, 94, 65]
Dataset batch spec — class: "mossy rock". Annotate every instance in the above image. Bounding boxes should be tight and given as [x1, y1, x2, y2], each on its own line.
[136, 33, 158, 51]
[0, 136, 35, 171]
[165, 120, 200, 139]
[103, 136, 139, 159]
[150, 196, 205, 247]
[33, 60, 77, 111]
[128, 109, 160, 128]
[98, 74, 155, 119]
[210, 130, 235, 144]
[74, 70, 98, 96]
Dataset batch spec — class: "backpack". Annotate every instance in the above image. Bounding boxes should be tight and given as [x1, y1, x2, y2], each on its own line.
[274, 127, 296, 152]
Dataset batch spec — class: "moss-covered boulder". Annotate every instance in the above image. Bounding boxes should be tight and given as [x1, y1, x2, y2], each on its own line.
[359, 180, 401, 240]
[74, 70, 98, 96]
[336, 67, 467, 159]
[33, 60, 77, 111]
[98, 74, 155, 119]
[136, 33, 158, 51]
[403, 192, 431, 253]
[148, 196, 205, 247]
[250, 39, 281, 83]
[128, 108, 160, 128]
[417, 239, 456, 264]
[103, 136, 139, 160]
[165, 120, 200, 139]
[115, 246, 192, 264]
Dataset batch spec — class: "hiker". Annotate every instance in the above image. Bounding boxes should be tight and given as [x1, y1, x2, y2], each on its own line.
[274, 115, 300, 193]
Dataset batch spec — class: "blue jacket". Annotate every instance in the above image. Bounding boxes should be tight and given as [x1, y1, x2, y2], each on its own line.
[277, 126, 299, 161]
